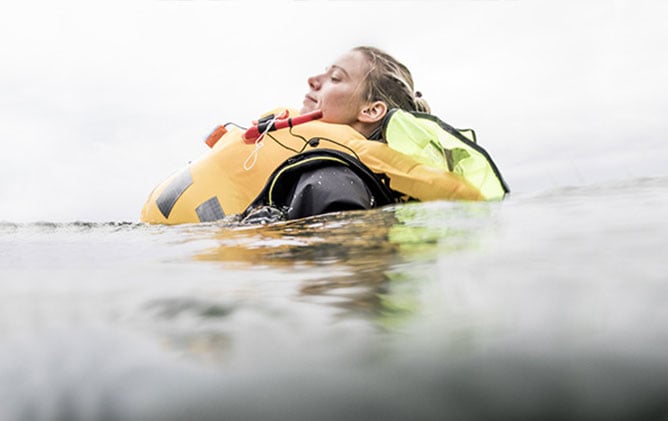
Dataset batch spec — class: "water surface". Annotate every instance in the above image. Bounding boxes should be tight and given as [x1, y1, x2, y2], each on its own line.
[2, 176, 668, 420]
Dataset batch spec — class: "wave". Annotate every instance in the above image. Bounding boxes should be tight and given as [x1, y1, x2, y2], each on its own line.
[0, 220, 146, 234]
[513, 174, 668, 202]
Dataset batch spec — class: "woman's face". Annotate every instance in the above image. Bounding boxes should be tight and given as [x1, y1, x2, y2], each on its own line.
[301, 50, 370, 124]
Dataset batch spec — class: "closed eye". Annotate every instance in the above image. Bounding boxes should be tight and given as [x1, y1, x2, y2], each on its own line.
[326, 65, 347, 83]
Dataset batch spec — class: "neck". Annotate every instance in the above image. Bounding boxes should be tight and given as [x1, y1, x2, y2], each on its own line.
[351, 121, 382, 139]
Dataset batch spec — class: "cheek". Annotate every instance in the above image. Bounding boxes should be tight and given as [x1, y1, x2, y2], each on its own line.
[327, 87, 360, 112]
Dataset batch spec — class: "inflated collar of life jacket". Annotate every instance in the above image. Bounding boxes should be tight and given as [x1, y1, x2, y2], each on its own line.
[379, 108, 510, 199]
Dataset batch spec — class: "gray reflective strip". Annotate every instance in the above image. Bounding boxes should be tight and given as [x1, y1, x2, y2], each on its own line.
[156, 169, 193, 219]
[196, 196, 225, 222]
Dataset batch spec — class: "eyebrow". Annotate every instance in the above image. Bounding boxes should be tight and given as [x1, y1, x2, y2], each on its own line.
[328, 65, 349, 77]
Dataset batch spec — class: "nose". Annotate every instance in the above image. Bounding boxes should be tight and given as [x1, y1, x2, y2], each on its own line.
[307, 74, 321, 91]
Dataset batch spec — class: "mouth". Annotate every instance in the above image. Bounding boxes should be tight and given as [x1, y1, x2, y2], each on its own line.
[303, 94, 317, 106]
[301, 94, 318, 113]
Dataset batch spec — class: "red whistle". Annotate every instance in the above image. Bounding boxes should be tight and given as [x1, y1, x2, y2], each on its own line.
[242, 110, 323, 143]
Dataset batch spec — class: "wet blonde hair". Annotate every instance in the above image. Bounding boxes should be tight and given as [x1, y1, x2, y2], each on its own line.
[353, 46, 431, 114]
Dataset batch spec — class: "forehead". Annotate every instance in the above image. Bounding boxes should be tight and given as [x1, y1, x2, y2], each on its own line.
[330, 50, 370, 79]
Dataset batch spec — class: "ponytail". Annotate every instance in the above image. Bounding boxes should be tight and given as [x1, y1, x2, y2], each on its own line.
[414, 91, 431, 114]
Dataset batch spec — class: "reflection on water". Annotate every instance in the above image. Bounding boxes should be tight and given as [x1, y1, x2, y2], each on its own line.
[189, 201, 497, 328]
[133, 201, 500, 369]
[195, 201, 495, 267]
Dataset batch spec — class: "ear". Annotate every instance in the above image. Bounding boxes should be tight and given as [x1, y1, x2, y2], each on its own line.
[357, 101, 387, 124]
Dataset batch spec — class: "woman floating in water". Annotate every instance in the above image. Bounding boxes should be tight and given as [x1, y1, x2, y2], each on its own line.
[140, 46, 509, 224]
